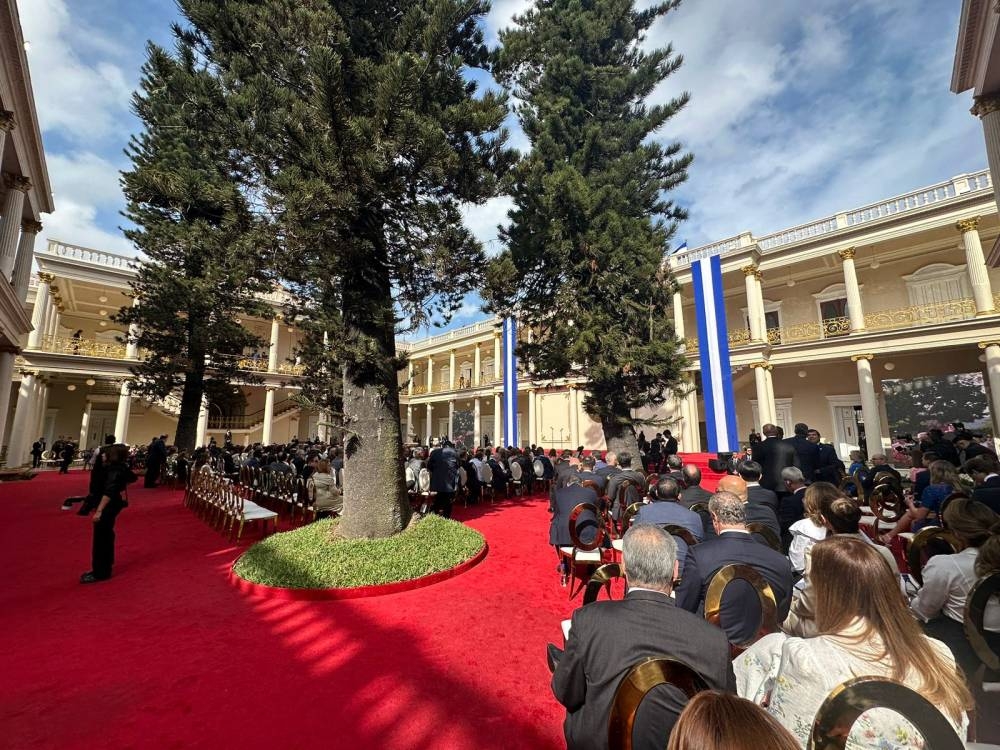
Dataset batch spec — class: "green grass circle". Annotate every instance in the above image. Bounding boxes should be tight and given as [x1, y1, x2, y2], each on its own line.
[232, 515, 486, 589]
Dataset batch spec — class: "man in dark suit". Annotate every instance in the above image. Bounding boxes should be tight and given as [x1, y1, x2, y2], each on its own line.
[675, 491, 793, 644]
[750, 423, 798, 493]
[679, 465, 715, 540]
[860, 454, 900, 497]
[30, 439, 44, 468]
[967, 454, 1000, 513]
[663, 430, 678, 458]
[736, 460, 778, 513]
[635, 477, 703, 571]
[605, 451, 646, 520]
[956, 431, 996, 464]
[551, 524, 735, 749]
[807, 428, 845, 484]
[718, 474, 780, 550]
[576, 455, 607, 493]
[427, 440, 459, 518]
[595, 451, 620, 480]
[928, 428, 960, 466]
[779, 466, 807, 550]
[783, 423, 819, 484]
[144, 435, 168, 488]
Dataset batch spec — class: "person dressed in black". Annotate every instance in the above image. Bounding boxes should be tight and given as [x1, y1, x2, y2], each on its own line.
[783, 423, 820, 483]
[751, 423, 798, 494]
[62, 435, 116, 513]
[427, 439, 459, 517]
[58, 441, 75, 474]
[663, 429, 678, 458]
[81, 443, 137, 583]
[30, 438, 44, 469]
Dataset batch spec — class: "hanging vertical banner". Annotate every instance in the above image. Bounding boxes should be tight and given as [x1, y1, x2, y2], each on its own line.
[502, 317, 519, 447]
[692, 254, 738, 452]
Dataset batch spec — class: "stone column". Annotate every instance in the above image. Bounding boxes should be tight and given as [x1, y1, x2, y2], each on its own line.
[448, 399, 455, 440]
[33, 380, 49, 444]
[8, 371, 37, 466]
[47, 305, 62, 340]
[268, 317, 281, 372]
[11, 219, 40, 300]
[474, 343, 481, 386]
[683, 374, 701, 452]
[672, 290, 685, 343]
[405, 404, 413, 444]
[196, 394, 209, 448]
[114, 379, 132, 445]
[79, 401, 93, 448]
[972, 96, 1000, 219]
[751, 363, 775, 426]
[0, 174, 30, 278]
[742, 265, 765, 341]
[124, 297, 140, 359]
[762, 365, 777, 428]
[838, 247, 866, 332]
[493, 393, 502, 447]
[473, 397, 481, 447]
[449, 349, 456, 389]
[426, 356, 434, 392]
[0, 111, 14, 167]
[956, 217, 996, 314]
[407, 361, 414, 396]
[981, 341, 1000, 440]
[528, 388, 537, 446]
[261, 387, 276, 445]
[27, 272, 52, 349]
[425, 402, 433, 445]
[493, 333, 501, 381]
[568, 387, 580, 448]
[0, 351, 14, 452]
[852, 354, 884, 457]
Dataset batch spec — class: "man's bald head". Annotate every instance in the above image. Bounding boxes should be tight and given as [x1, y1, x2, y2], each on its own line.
[762, 423, 778, 437]
[716, 474, 748, 502]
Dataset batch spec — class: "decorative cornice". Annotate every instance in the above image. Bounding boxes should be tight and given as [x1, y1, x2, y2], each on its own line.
[0, 111, 15, 131]
[838, 247, 856, 261]
[971, 95, 1000, 118]
[956, 216, 981, 233]
[741, 264, 758, 278]
[3, 173, 31, 192]
[21, 219, 42, 234]
[851, 354, 875, 362]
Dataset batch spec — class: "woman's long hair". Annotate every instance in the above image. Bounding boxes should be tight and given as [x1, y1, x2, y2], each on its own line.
[810, 536, 971, 722]
[928, 460, 963, 492]
[803, 482, 841, 526]
[943, 499, 1000, 576]
[666, 691, 799, 750]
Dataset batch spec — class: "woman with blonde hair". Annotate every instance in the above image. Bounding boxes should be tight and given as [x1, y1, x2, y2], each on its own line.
[883, 460, 966, 543]
[787, 481, 838, 573]
[666, 691, 798, 750]
[307, 459, 342, 516]
[736, 536, 970, 748]
[910, 498, 1000, 677]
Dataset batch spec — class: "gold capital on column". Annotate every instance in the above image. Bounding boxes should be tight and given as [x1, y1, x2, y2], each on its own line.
[0, 111, 15, 131]
[36, 271, 54, 283]
[838, 247, 856, 261]
[956, 216, 981, 233]
[762, 364, 773, 371]
[741, 264, 758, 277]
[979, 341, 1000, 350]
[752, 269, 763, 281]
[21, 219, 42, 234]
[3, 173, 31, 192]
[850, 353, 875, 362]
[971, 95, 1000, 118]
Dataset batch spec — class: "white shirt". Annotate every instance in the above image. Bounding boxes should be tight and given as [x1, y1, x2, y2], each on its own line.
[910, 547, 1000, 630]
[788, 518, 827, 573]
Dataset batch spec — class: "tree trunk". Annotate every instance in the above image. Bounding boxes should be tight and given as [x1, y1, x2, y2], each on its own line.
[337, 239, 410, 539]
[174, 368, 204, 452]
[599, 394, 640, 461]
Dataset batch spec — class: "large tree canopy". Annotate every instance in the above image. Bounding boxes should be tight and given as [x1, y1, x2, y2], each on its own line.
[176, 0, 513, 537]
[485, 0, 692, 455]
[119, 41, 270, 452]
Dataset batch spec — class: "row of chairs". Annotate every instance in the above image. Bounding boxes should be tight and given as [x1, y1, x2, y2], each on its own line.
[237, 465, 333, 521]
[183, 469, 279, 541]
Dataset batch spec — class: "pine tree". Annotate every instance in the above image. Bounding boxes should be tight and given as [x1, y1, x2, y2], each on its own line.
[485, 0, 692, 456]
[119, 40, 271, 452]
[176, 0, 513, 537]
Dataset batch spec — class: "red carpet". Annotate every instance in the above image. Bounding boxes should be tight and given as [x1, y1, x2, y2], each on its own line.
[0, 472, 575, 749]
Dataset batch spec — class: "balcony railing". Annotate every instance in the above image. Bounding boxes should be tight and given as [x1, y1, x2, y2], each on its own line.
[36, 335, 129, 359]
[235, 357, 306, 376]
[207, 398, 300, 430]
[863, 297, 979, 331]
[406, 373, 503, 396]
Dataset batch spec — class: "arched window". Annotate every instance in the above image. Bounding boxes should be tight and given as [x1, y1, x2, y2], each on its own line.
[902, 263, 970, 307]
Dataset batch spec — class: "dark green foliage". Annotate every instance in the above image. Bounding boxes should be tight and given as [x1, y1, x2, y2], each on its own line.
[175, 0, 513, 536]
[118, 41, 271, 451]
[485, 0, 692, 452]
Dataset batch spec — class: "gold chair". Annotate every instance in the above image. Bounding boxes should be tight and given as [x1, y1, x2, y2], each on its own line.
[704, 563, 778, 654]
[807, 676, 964, 750]
[868, 484, 905, 524]
[661, 524, 699, 548]
[607, 657, 709, 750]
[965, 572, 1000, 676]
[583, 563, 626, 606]
[746, 522, 780, 551]
[559, 502, 607, 599]
[620, 502, 644, 534]
[906, 526, 958, 586]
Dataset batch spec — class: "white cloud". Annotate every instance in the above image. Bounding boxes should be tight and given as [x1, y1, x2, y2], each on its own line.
[461, 195, 513, 256]
[41, 198, 133, 255]
[47, 151, 124, 208]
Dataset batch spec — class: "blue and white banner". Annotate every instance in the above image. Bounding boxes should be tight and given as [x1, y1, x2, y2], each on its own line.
[692, 255, 738, 452]
[502, 317, 518, 448]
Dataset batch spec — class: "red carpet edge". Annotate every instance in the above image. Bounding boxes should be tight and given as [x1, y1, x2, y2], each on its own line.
[229, 540, 490, 601]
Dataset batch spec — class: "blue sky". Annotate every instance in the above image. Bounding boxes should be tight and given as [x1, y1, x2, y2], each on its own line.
[17, 0, 985, 335]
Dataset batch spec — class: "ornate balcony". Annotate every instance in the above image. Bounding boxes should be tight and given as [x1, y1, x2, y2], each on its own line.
[36, 334, 128, 359]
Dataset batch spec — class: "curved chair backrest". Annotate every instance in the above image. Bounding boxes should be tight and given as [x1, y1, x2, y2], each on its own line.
[583, 563, 625, 605]
[458, 466, 468, 488]
[569, 502, 605, 551]
[481, 463, 493, 484]
[533, 458, 545, 478]
[869, 484, 904, 523]
[607, 657, 709, 750]
[645, 473, 658, 490]
[510, 461, 522, 481]
[418, 467, 431, 493]
[405, 465, 416, 488]
[661, 524, 699, 548]
[620, 502, 643, 534]
[746, 522, 781, 551]
[872, 470, 901, 487]
[806, 676, 964, 750]
[851, 469, 867, 503]
[616, 479, 640, 508]
[906, 526, 959, 586]
[581, 479, 601, 493]
[964, 572, 1000, 673]
[704, 564, 778, 650]
[688, 502, 708, 516]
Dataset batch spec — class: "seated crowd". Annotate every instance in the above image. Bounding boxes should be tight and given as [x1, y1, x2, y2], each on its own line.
[547, 420, 1000, 749]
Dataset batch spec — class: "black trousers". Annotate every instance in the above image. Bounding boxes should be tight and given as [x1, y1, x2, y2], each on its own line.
[59, 459, 72, 474]
[143, 461, 160, 487]
[31, 454, 41, 468]
[92, 503, 124, 579]
[433, 492, 454, 519]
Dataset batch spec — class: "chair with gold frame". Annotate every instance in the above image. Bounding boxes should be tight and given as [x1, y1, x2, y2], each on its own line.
[965, 573, 1000, 684]
[612, 502, 645, 559]
[868, 483, 905, 524]
[559, 502, 607, 599]
[806, 676, 964, 750]
[746, 522, 780, 551]
[607, 657, 709, 750]
[704, 564, 778, 655]
[583, 563, 626, 606]
[661, 524, 699, 548]
[905, 526, 959, 586]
